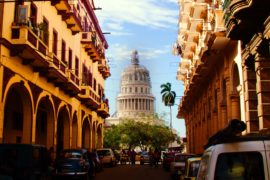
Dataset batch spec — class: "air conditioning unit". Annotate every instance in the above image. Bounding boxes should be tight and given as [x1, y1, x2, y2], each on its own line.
[17, 5, 28, 25]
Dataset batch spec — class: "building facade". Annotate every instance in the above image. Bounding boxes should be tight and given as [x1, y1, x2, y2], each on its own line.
[106, 50, 157, 126]
[0, 0, 110, 156]
[176, 0, 270, 154]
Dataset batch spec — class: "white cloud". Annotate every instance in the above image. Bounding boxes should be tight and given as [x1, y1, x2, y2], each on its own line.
[106, 44, 170, 62]
[95, 0, 178, 30]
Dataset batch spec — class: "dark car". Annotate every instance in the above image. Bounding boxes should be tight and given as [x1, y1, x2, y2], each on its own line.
[162, 152, 176, 171]
[0, 143, 50, 180]
[140, 151, 150, 165]
[53, 149, 94, 180]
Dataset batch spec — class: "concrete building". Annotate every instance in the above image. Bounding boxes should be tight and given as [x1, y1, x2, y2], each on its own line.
[175, 0, 270, 154]
[0, 0, 110, 156]
[106, 50, 161, 126]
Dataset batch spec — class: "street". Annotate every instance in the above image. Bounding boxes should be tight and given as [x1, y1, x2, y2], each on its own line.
[95, 163, 171, 180]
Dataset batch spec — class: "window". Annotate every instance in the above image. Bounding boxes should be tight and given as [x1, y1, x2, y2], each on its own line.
[94, 79, 96, 91]
[130, 87, 132, 93]
[61, 40, 66, 63]
[68, 48, 72, 70]
[75, 57, 79, 76]
[53, 30, 58, 55]
[135, 87, 137, 93]
[214, 152, 264, 180]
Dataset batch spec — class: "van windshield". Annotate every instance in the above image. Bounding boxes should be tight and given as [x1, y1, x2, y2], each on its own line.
[214, 152, 264, 180]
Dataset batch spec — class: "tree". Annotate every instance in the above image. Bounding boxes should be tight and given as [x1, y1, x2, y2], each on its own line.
[103, 125, 121, 149]
[160, 82, 176, 130]
[103, 117, 177, 150]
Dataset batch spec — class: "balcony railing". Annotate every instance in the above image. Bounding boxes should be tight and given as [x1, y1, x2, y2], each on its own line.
[66, 70, 81, 95]
[81, 32, 104, 62]
[10, 24, 50, 68]
[98, 60, 111, 79]
[79, 86, 100, 109]
[97, 102, 110, 118]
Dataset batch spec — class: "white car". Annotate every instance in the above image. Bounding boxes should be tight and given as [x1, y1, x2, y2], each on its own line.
[96, 148, 117, 167]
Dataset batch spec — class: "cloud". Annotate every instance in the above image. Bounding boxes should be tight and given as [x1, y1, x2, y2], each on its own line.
[95, 0, 178, 31]
[106, 44, 170, 62]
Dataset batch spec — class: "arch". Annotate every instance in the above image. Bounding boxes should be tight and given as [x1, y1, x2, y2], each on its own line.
[71, 111, 78, 149]
[82, 117, 91, 150]
[230, 63, 241, 120]
[35, 95, 55, 149]
[56, 105, 70, 156]
[3, 81, 33, 144]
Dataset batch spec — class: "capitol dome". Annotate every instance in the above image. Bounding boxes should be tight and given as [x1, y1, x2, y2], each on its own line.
[116, 50, 155, 118]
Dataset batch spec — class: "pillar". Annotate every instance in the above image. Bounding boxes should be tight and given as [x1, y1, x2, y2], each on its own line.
[255, 54, 270, 129]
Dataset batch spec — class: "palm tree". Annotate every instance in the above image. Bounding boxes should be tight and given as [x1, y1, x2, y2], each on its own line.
[160, 82, 176, 130]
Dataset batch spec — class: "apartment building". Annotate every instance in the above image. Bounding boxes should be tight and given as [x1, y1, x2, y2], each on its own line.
[0, 0, 110, 156]
[176, 0, 269, 153]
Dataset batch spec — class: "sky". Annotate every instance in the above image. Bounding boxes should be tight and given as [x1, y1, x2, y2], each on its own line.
[94, 0, 186, 137]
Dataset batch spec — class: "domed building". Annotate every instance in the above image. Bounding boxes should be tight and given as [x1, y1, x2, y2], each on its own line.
[106, 50, 156, 126]
[117, 50, 155, 118]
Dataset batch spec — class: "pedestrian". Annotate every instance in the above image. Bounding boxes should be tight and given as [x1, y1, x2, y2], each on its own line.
[131, 149, 136, 165]
[153, 148, 160, 167]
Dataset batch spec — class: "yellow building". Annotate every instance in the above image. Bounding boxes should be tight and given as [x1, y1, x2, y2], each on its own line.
[176, 0, 270, 154]
[0, 0, 110, 156]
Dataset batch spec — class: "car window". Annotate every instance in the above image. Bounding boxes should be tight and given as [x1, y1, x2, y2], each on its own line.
[97, 150, 110, 156]
[63, 151, 82, 159]
[214, 152, 265, 180]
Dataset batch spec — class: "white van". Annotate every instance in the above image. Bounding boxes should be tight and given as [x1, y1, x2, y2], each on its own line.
[197, 119, 270, 180]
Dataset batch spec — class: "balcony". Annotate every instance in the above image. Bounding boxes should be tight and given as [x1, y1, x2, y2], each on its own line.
[51, 0, 70, 13]
[97, 102, 110, 118]
[81, 32, 104, 62]
[43, 53, 69, 85]
[65, 70, 81, 96]
[52, 1, 82, 35]
[223, 0, 269, 41]
[79, 86, 100, 109]
[10, 25, 50, 69]
[98, 59, 111, 79]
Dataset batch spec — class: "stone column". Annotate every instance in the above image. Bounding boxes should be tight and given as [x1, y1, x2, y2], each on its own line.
[255, 55, 270, 129]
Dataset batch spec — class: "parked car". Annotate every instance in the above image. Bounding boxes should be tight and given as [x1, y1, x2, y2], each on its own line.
[53, 148, 94, 179]
[197, 119, 270, 180]
[170, 153, 195, 180]
[162, 152, 176, 170]
[96, 148, 117, 167]
[180, 157, 201, 180]
[140, 151, 150, 165]
[0, 143, 50, 180]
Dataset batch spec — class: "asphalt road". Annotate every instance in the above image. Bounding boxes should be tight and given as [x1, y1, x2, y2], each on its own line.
[95, 163, 171, 180]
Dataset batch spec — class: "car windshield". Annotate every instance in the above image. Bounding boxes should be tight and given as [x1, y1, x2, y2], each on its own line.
[97, 150, 110, 156]
[62, 151, 82, 159]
